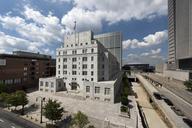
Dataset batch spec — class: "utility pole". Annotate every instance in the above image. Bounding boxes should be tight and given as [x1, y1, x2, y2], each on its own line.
[36, 97, 45, 123]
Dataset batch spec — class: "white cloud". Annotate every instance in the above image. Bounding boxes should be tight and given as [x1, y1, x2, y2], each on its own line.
[123, 30, 168, 49]
[61, 0, 167, 32]
[0, 6, 67, 56]
[0, 6, 65, 44]
[141, 48, 161, 56]
[123, 48, 165, 65]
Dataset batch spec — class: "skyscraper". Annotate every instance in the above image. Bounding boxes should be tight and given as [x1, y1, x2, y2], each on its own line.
[168, 0, 192, 70]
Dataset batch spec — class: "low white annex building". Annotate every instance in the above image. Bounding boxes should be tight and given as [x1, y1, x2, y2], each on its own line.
[39, 30, 123, 103]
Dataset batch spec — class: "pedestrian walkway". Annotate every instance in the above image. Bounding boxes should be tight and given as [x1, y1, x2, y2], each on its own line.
[132, 82, 168, 128]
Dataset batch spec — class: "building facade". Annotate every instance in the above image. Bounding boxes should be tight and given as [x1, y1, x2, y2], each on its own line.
[168, 0, 192, 70]
[0, 51, 55, 90]
[39, 31, 122, 103]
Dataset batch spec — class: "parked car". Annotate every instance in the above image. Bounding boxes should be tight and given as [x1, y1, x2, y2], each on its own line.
[183, 118, 192, 127]
[153, 92, 162, 100]
[171, 106, 185, 116]
[164, 98, 174, 106]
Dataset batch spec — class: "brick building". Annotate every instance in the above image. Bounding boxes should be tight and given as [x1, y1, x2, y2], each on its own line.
[0, 51, 55, 90]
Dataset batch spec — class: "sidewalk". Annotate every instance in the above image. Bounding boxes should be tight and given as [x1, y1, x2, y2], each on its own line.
[132, 82, 168, 128]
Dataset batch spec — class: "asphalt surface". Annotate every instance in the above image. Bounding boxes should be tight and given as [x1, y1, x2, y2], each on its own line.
[0, 108, 41, 128]
[145, 73, 192, 120]
[137, 74, 190, 128]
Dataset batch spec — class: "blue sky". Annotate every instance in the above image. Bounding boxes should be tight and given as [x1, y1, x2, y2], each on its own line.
[0, 0, 168, 65]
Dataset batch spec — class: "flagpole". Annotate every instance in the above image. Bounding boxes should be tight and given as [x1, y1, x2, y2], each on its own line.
[74, 21, 76, 45]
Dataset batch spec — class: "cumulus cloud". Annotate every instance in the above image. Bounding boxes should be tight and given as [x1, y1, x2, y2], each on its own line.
[123, 30, 168, 49]
[0, 6, 66, 56]
[0, 6, 66, 44]
[61, 0, 167, 32]
[124, 48, 165, 65]
[141, 48, 161, 56]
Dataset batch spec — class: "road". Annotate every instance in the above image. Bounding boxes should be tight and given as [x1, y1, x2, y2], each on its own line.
[132, 82, 168, 128]
[145, 73, 192, 120]
[0, 108, 41, 128]
[136, 74, 190, 128]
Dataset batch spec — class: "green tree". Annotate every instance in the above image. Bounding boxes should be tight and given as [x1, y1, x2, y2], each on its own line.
[184, 80, 192, 91]
[43, 99, 64, 124]
[0, 83, 7, 93]
[121, 96, 128, 106]
[6, 93, 20, 110]
[15, 91, 28, 115]
[0, 92, 9, 107]
[71, 111, 89, 128]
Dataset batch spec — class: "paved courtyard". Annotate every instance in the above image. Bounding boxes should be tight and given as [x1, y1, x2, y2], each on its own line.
[27, 91, 139, 128]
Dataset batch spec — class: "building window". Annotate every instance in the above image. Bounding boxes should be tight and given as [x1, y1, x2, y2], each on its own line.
[82, 71, 87, 75]
[91, 56, 94, 61]
[91, 71, 94, 76]
[91, 64, 94, 69]
[91, 78, 94, 81]
[63, 58, 67, 62]
[104, 98, 110, 102]
[86, 86, 90, 93]
[58, 65, 60, 69]
[58, 58, 60, 62]
[72, 50, 77, 54]
[40, 88, 43, 91]
[82, 64, 87, 69]
[71, 44, 73, 47]
[63, 51, 67, 55]
[63, 65, 67, 69]
[45, 82, 49, 87]
[51, 82, 54, 88]
[82, 57, 87, 61]
[58, 51, 60, 55]
[102, 64, 104, 69]
[95, 87, 100, 94]
[85, 42, 88, 45]
[104, 88, 110, 95]
[72, 71, 77, 75]
[58, 70, 60, 75]
[40, 81, 43, 86]
[91, 48, 94, 53]
[72, 57, 77, 62]
[72, 65, 77, 69]
[67, 45, 68, 47]
[80, 43, 82, 46]
[63, 70, 67, 74]
[95, 97, 100, 100]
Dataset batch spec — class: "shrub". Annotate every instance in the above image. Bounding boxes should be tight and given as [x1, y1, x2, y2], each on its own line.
[184, 80, 192, 91]
[121, 96, 128, 106]
[121, 105, 128, 112]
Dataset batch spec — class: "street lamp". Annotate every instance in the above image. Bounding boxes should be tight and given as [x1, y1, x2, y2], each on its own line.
[36, 96, 45, 123]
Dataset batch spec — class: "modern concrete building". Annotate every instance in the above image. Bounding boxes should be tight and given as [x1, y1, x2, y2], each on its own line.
[168, 0, 192, 70]
[39, 31, 123, 103]
[0, 51, 55, 90]
[94, 32, 122, 69]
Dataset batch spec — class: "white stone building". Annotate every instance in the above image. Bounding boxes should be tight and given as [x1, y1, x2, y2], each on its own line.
[39, 31, 122, 103]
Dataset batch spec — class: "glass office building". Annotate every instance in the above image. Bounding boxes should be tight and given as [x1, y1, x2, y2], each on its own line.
[94, 32, 122, 69]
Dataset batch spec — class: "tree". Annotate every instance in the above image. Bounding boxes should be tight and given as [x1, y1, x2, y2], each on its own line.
[0, 92, 9, 107]
[43, 99, 64, 124]
[121, 96, 128, 106]
[184, 80, 192, 91]
[6, 93, 20, 110]
[71, 111, 89, 128]
[0, 83, 7, 93]
[15, 91, 28, 115]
